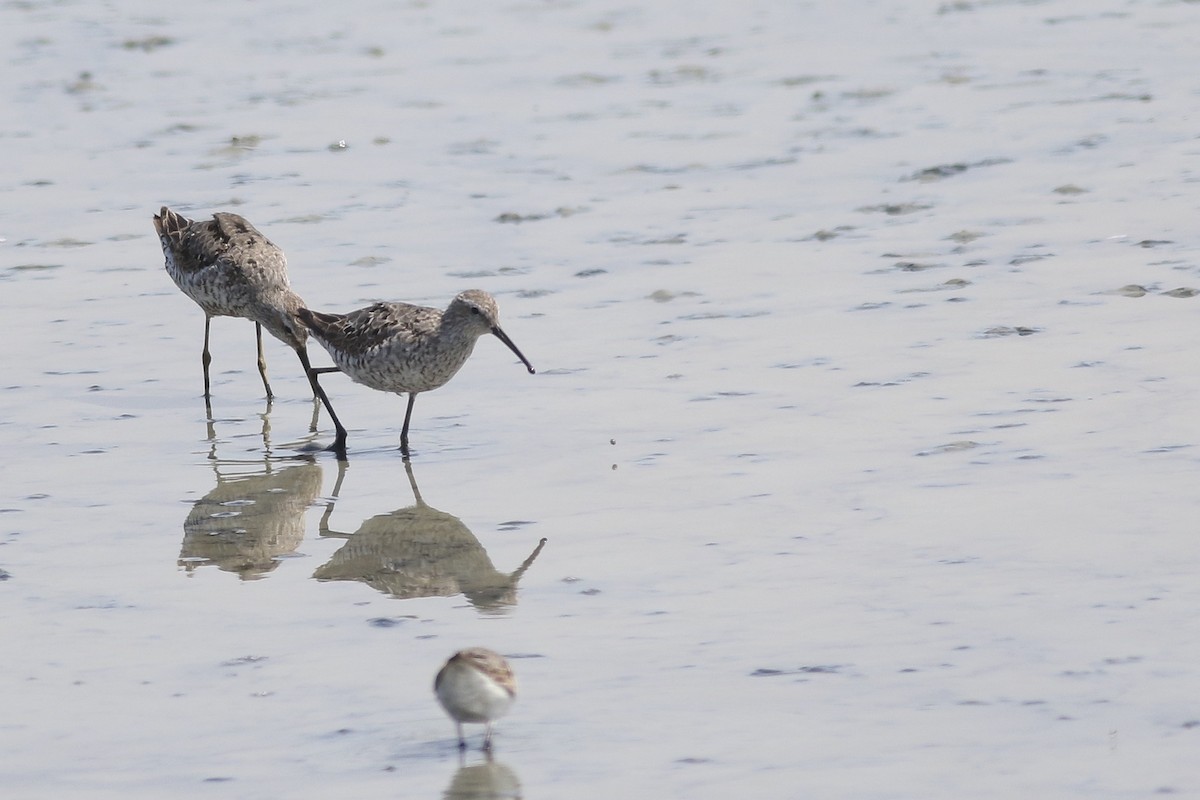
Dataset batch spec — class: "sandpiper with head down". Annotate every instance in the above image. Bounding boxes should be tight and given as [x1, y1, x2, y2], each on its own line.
[434, 647, 517, 752]
[153, 207, 348, 453]
[297, 290, 535, 454]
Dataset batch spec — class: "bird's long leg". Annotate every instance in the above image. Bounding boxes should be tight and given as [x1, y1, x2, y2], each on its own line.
[307, 369, 340, 430]
[255, 322, 274, 400]
[399, 392, 418, 453]
[482, 722, 494, 752]
[456, 722, 466, 751]
[202, 314, 214, 399]
[295, 347, 348, 459]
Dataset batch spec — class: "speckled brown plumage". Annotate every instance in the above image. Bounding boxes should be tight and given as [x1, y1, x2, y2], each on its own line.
[154, 206, 348, 454]
[155, 207, 306, 352]
[297, 290, 534, 452]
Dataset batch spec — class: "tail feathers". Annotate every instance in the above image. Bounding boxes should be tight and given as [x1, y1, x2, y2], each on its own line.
[297, 306, 341, 333]
[153, 206, 191, 240]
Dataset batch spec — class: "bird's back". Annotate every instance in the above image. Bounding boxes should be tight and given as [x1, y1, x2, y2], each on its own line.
[302, 302, 441, 354]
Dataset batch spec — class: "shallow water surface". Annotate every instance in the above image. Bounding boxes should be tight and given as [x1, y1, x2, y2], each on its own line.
[2, 0, 1200, 797]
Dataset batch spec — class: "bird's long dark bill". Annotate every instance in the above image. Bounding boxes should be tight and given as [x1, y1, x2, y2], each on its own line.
[492, 327, 536, 374]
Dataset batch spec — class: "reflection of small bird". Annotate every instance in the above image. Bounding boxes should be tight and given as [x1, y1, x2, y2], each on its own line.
[434, 648, 517, 752]
[153, 206, 347, 452]
[442, 760, 521, 797]
[297, 290, 534, 452]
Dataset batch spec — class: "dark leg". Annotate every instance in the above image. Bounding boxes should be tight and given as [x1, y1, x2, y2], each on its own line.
[482, 722, 494, 752]
[456, 723, 467, 751]
[307, 369, 338, 430]
[295, 347, 348, 459]
[255, 322, 274, 400]
[202, 315, 214, 399]
[399, 393, 418, 453]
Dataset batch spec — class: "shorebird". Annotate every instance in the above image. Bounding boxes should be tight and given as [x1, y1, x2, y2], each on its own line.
[434, 647, 517, 751]
[297, 290, 534, 453]
[153, 206, 348, 455]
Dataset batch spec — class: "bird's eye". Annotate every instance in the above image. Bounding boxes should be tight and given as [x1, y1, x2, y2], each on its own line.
[470, 306, 481, 315]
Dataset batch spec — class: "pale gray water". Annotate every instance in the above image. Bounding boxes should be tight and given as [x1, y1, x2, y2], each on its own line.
[2, 0, 1200, 797]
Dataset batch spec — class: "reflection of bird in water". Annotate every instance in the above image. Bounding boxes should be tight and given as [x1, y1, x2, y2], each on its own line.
[313, 460, 545, 613]
[443, 757, 521, 798]
[443, 758, 521, 797]
[153, 206, 348, 455]
[179, 455, 322, 580]
[442, 758, 521, 799]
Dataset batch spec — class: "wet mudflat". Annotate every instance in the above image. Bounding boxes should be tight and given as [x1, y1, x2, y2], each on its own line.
[2, 1, 1199, 797]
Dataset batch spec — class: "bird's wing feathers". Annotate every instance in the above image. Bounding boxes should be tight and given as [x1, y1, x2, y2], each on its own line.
[311, 302, 439, 353]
